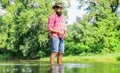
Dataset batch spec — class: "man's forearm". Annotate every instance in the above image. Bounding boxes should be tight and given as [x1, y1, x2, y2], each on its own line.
[50, 29, 61, 34]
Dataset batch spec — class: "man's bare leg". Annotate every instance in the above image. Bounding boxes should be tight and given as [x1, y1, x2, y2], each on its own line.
[50, 52, 57, 65]
[57, 53, 63, 65]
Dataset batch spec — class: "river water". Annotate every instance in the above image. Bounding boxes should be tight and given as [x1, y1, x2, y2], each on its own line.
[0, 61, 120, 73]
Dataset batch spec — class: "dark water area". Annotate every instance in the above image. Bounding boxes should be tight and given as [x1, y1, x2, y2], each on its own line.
[0, 61, 120, 73]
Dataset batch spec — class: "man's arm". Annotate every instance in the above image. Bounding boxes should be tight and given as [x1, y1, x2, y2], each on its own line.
[50, 29, 62, 35]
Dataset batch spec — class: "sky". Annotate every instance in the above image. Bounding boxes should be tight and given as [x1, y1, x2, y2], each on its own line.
[66, 0, 120, 25]
[66, 0, 89, 25]
[0, 0, 120, 23]
[5, 0, 86, 25]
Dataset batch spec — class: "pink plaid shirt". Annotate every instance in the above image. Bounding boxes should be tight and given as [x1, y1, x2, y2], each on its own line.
[48, 12, 67, 39]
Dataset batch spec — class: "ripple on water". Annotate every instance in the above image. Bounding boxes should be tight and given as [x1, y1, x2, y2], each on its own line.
[64, 63, 90, 68]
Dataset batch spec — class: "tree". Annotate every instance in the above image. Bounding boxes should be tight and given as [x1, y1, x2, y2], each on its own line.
[65, 0, 120, 55]
[109, 0, 119, 12]
[0, 0, 53, 59]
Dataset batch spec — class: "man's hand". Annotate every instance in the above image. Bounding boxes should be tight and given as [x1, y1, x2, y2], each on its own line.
[51, 29, 67, 39]
[64, 32, 67, 38]
[60, 32, 67, 39]
[63, 32, 67, 38]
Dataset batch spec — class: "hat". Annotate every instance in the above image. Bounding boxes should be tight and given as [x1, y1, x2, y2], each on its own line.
[52, 3, 63, 9]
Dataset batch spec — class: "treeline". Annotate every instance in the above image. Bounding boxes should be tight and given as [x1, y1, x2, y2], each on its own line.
[0, 0, 53, 60]
[65, 0, 120, 55]
[0, 0, 120, 60]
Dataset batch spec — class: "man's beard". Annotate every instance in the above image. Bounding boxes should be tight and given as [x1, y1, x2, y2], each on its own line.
[56, 12, 62, 17]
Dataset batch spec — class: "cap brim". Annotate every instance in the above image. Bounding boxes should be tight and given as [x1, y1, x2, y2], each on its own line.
[52, 5, 62, 9]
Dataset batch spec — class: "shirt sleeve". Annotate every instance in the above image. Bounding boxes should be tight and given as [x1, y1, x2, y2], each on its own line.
[48, 15, 55, 32]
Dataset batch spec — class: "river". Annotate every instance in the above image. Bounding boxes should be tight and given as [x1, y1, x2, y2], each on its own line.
[0, 61, 120, 73]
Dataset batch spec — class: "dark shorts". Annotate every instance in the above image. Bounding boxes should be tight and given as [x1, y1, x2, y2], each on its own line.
[51, 36, 64, 53]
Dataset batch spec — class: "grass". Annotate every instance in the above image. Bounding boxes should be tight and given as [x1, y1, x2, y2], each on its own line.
[40, 53, 120, 62]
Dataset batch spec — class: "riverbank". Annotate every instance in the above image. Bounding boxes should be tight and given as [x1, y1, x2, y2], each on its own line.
[40, 53, 120, 62]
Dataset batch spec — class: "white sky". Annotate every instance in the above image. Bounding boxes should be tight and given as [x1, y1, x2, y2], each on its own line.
[66, 0, 89, 25]
[66, 0, 120, 25]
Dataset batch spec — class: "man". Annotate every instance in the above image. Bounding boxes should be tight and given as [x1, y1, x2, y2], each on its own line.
[48, 2, 67, 65]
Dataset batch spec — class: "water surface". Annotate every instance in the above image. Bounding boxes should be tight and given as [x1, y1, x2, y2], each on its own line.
[40, 62, 120, 73]
[0, 61, 120, 73]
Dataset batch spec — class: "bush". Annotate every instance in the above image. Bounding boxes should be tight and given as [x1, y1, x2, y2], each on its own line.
[65, 42, 89, 55]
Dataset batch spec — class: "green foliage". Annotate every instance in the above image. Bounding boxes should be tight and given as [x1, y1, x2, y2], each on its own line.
[0, 0, 120, 60]
[65, 0, 120, 56]
[0, 0, 53, 59]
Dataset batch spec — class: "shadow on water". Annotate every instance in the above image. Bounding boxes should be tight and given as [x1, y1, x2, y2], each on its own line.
[0, 61, 120, 73]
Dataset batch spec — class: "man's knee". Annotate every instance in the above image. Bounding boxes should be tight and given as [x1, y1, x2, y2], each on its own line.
[58, 53, 63, 56]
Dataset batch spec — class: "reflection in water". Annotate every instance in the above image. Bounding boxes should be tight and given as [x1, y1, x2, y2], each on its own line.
[0, 63, 39, 73]
[64, 63, 89, 68]
[49, 63, 89, 73]
[50, 64, 64, 73]
[1, 62, 120, 73]
[13, 64, 39, 73]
